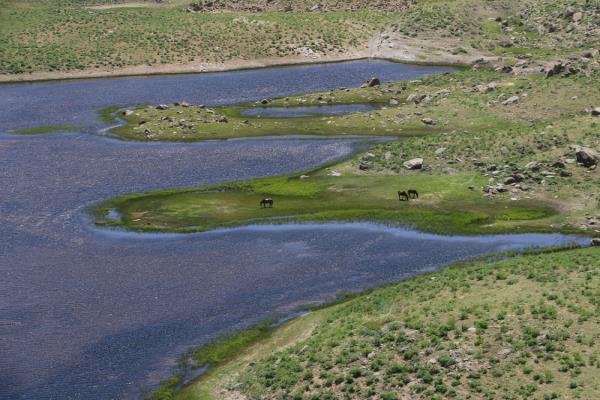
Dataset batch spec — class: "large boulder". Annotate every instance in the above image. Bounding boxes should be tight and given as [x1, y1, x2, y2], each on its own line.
[571, 145, 599, 167]
[361, 77, 381, 88]
[403, 158, 423, 170]
[544, 61, 567, 78]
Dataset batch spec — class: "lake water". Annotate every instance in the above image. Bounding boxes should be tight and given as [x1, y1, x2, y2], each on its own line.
[0, 60, 587, 400]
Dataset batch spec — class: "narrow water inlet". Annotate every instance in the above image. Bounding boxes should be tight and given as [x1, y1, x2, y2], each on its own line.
[242, 104, 380, 118]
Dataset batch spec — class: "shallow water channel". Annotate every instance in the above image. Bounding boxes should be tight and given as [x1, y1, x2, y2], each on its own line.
[0, 60, 588, 399]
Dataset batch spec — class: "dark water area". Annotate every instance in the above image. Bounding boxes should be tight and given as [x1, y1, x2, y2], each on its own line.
[242, 104, 379, 118]
[0, 61, 587, 400]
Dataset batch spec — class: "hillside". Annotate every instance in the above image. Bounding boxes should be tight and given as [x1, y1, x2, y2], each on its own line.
[1, 0, 599, 81]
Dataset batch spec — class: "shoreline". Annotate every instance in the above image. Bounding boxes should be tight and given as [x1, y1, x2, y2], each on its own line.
[0, 53, 473, 85]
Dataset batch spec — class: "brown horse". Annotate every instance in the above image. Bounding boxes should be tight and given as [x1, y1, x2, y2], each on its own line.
[260, 198, 274, 208]
[398, 191, 409, 201]
[408, 189, 419, 199]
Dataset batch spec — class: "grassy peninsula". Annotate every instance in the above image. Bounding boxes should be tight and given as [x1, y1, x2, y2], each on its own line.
[173, 247, 600, 400]
[98, 67, 600, 235]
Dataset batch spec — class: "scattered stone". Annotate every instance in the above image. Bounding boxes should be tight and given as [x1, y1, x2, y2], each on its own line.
[591, 238, 600, 247]
[389, 98, 399, 106]
[500, 147, 509, 156]
[327, 170, 342, 177]
[300, 175, 310, 179]
[592, 107, 600, 117]
[403, 158, 424, 170]
[384, 151, 392, 161]
[483, 184, 507, 194]
[122, 109, 134, 116]
[421, 118, 435, 125]
[504, 176, 517, 185]
[473, 82, 499, 93]
[435, 147, 447, 155]
[156, 104, 170, 110]
[526, 161, 541, 171]
[502, 95, 520, 105]
[260, 99, 270, 104]
[359, 163, 370, 171]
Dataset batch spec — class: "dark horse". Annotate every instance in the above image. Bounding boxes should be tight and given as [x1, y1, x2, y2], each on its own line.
[260, 198, 274, 208]
[398, 191, 409, 201]
[408, 189, 419, 199]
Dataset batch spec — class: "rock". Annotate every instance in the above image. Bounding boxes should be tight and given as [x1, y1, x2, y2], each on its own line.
[362, 152, 376, 161]
[300, 175, 310, 179]
[513, 173, 525, 182]
[435, 147, 447, 155]
[473, 82, 499, 93]
[552, 161, 566, 169]
[545, 62, 564, 78]
[384, 151, 392, 161]
[407, 93, 427, 104]
[526, 161, 541, 171]
[156, 104, 170, 110]
[592, 107, 600, 116]
[421, 118, 435, 125]
[359, 163, 370, 171]
[560, 170, 572, 177]
[591, 238, 600, 247]
[389, 98, 399, 106]
[260, 99, 270, 104]
[122, 109, 134, 116]
[571, 145, 599, 167]
[502, 96, 520, 105]
[498, 348, 512, 358]
[504, 176, 517, 185]
[573, 12, 583, 22]
[403, 158, 424, 170]
[361, 77, 381, 88]
[327, 170, 342, 177]
[500, 147, 509, 156]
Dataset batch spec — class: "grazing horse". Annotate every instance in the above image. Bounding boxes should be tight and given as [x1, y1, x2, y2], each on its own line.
[398, 191, 409, 201]
[408, 189, 419, 199]
[260, 198, 274, 208]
